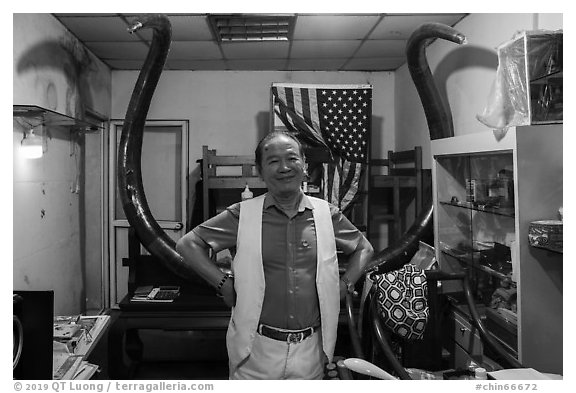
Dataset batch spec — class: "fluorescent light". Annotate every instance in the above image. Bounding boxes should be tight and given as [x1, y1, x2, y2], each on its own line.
[21, 128, 43, 159]
[208, 14, 296, 42]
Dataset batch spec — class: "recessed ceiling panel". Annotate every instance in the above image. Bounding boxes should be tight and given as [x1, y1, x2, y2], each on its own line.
[209, 14, 296, 42]
[221, 41, 289, 59]
[291, 40, 361, 59]
[293, 14, 381, 40]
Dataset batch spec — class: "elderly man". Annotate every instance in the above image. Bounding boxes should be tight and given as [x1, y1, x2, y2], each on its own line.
[176, 131, 373, 379]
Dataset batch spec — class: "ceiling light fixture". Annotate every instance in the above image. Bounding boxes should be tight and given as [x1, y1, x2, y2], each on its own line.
[208, 14, 296, 42]
[21, 127, 43, 159]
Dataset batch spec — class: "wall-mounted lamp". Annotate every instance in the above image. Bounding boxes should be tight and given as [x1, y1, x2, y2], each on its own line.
[21, 127, 43, 159]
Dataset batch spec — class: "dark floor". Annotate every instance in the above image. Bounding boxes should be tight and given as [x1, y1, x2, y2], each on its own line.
[96, 325, 356, 380]
[100, 308, 357, 380]
[132, 361, 229, 379]
[125, 327, 355, 380]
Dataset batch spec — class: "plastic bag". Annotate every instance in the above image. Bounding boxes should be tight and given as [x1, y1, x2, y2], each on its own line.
[477, 30, 562, 130]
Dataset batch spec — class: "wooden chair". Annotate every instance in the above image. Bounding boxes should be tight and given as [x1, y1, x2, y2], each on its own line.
[201, 145, 334, 222]
[368, 146, 430, 246]
[201, 145, 266, 221]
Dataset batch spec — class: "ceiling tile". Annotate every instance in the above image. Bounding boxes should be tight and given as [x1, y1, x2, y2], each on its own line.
[355, 40, 407, 58]
[343, 57, 406, 71]
[168, 14, 214, 41]
[86, 42, 150, 60]
[166, 59, 229, 70]
[293, 14, 381, 40]
[55, 16, 138, 42]
[370, 14, 467, 39]
[169, 41, 222, 60]
[226, 59, 288, 71]
[287, 58, 347, 71]
[50, 13, 472, 71]
[290, 40, 361, 59]
[221, 41, 289, 59]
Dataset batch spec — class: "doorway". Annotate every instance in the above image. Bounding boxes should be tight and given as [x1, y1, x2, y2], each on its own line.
[108, 120, 189, 307]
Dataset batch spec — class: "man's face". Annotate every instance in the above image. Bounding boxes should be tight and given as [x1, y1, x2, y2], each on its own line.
[259, 135, 305, 198]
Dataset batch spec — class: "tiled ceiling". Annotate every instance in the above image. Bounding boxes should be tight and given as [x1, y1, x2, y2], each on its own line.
[52, 13, 468, 71]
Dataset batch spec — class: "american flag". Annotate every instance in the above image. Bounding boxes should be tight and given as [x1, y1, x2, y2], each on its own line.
[272, 83, 372, 211]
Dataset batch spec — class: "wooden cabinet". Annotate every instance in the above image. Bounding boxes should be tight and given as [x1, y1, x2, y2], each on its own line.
[431, 124, 562, 374]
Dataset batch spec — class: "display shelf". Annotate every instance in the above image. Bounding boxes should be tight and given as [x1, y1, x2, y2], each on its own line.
[439, 200, 515, 218]
[13, 105, 103, 132]
[440, 249, 511, 281]
[432, 125, 563, 374]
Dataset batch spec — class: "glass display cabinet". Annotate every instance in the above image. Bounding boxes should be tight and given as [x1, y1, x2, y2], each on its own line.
[431, 124, 562, 374]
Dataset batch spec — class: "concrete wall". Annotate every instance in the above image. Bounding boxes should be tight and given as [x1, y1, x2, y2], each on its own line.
[13, 13, 111, 315]
[394, 13, 563, 168]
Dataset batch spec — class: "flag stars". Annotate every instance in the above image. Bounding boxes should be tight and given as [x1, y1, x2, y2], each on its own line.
[311, 88, 370, 162]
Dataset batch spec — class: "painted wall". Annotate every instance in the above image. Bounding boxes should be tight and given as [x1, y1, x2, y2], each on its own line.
[111, 70, 395, 233]
[394, 13, 563, 168]
[13, 13, 111, 315]
[111, 70, 395, 163]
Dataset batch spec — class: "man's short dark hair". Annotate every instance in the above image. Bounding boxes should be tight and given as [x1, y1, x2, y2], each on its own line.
[255, 131, 305, 171]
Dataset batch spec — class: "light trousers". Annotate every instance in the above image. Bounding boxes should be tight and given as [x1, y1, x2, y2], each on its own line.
[229, 330, 326, 380]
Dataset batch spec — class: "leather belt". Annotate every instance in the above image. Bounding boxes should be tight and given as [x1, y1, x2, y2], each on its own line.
[258, 323, 318, 344]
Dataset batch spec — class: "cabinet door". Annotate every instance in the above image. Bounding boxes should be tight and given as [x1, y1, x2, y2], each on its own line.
[434, 150, 518, 359]
[432, 125, 563, 374]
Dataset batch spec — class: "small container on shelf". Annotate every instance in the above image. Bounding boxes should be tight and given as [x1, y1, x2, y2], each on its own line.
[528, 220, 563, 253]
[241, 184, 253, 201]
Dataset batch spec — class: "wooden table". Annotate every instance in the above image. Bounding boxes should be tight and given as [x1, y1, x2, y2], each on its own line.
[107, 292, 231, 379]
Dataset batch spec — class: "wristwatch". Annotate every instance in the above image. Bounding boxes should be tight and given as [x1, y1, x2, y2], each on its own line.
[216, 273, 233, 298]
[341, 276, 356, 295]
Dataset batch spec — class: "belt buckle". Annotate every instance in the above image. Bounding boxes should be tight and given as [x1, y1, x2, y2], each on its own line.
[287, 332, 304, 344]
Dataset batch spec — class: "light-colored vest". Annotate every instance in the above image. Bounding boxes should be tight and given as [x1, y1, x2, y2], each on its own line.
[226, 194, 340, 371]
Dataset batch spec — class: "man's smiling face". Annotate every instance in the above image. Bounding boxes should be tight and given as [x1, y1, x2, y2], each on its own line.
[259, 134, 305, 198]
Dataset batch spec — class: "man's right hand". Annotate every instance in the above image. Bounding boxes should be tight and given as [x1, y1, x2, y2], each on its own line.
[220, 277, 236, 308]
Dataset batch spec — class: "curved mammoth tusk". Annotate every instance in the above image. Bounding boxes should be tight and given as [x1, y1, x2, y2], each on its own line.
[117, 14, 200, 283]
[363, 23, 466, 275]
